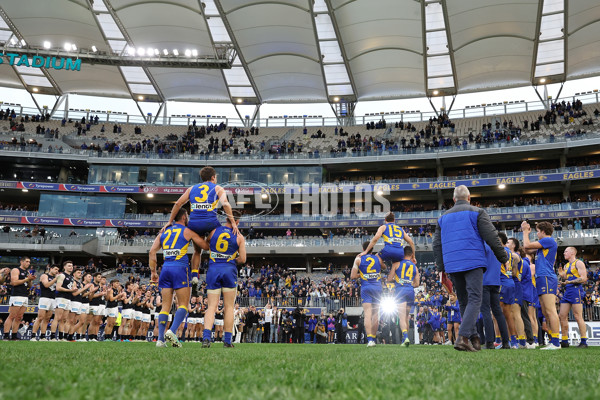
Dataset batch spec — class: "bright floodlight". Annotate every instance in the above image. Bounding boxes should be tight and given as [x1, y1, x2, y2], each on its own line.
[147, 47, 154, 56]
[64, 42, 72, 51]
[498, 184, 506, 189]
[377, 190, 383, 196]
[91, 45, 97, 52]
[380, 296, 396, 315]
[43, 41, 51, 49]
[10, 38, 16, 45]
[137, 48, 145, 56]
[191, 49, 198, 57]
[173, 49, 179, 56]
[20, 39, 26, 46]
[127, 47, 136, 56]
[163, 49, 168, 55]
[72, 44, 77, 51]
[261, 193, 268, 199]
[184, 49, 192, 57]
[433, 90, 439, 95]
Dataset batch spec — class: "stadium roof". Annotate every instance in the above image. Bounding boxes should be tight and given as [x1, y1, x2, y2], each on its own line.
[0, 0, 599, 105]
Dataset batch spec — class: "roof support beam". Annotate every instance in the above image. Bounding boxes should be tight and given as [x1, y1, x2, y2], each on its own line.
[440, 0, 458, 95]
[50, 94, 67, 118]
[213, 0, 263, 104]
[324, 0, 358, 99]
[103, 0, 165, 102]
[309, 1, 335, 104]
[0, 6, 62, 95]
[563, 0, 568, 78]
[420, 0, 430, 94]
[530, 0, 545, 83]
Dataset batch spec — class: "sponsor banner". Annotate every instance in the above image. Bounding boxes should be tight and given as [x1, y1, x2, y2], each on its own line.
[0, 168, 598, 195]
[0, 305, 38, 314]
[1, 208, 599, 229]
[569, 321, 600, 346]
[62, 184, 104, 192]
[22, 182, 61, 191]
[68, 218, 107, 227]
[25, 217, 64, 225]
[101, 186, 140, 193]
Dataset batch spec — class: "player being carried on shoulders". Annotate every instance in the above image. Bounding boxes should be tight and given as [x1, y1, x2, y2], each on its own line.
[359, 212, 416, 270]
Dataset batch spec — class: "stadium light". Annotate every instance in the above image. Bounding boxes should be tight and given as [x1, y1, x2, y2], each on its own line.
[137, 48, 145, 56]
[147, 47, 154, 56]
[146, 193, 154, 198]
[540, 78, 546, 83]
[333, 96, 340, 102]
[237, 98, 243, 104]
[185, 49, 192, 57]
[163, 49, 168, 55]
[498, 184, 506, 189]
[154, 49, 159, 56]
[43, 41, 51, 49]
[138, 95, 144, 101]
[376, 190, 383, 196]
[20, 39, 26, 46]
[64, 42, 72, 51]
[173, 49, 179, 56]
[433, 90, 439, 95]
[10, 38, 17, 45]
[127, 47, 136, 56]
[22, 189, 28, 192]
[192, 49, 198, 57]
[32, 88, 39, 92]
[91, 45, 97, 52]
[261, 193, 268, 199]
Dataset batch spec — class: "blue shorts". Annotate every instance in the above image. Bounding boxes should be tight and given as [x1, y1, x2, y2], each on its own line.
[513, 280, 523, 304]
[360, 284, 382, 304]
[531, 290, 540, 308]
[499, 283, 515, 305]
[378, 246, 404, 264]
[159, 265, 190, 290]
[560, 285, 585, 304]
[206, 264, 237, 290]
[187, 217, 221, 237]
[536, 276, 558, 297]
[395, 287, 415, 306]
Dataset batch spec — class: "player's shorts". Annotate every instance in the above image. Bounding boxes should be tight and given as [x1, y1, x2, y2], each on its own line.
[499, 283, 515, 305]
[206, 264, 237, 290]
[55, 297, 71, 310]
[215, 319, 223, 326]
[395, 286, 415, 306]
[142, 313, 151, 323]
[536, 276, 558, 297]
[188, 318, 197, 324]
[121, 308, 134, 319]
[360, 283, 382, 304]
[531, 291, 540, 308]
[159, 264, 191, 290]
[70, 301, 82, 314]
[513, 281, 523, 304]
[134, 311, 143, 321]
[9, 296, 28, 307]
[79, 303, 90, 315]
[199, 317, 204, 324]
[378, 245, 404, 264]
[188, 217, 221, 237]
[38, 297, 55, 311]
[106, 307, 119, 318]
[560, 285, 585, 304]
[97, 305, 106, 316]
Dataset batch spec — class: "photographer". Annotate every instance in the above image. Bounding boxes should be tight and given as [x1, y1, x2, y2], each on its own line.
[335, 308, 348, 344]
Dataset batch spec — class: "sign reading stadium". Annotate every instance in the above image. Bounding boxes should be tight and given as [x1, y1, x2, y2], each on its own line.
[0, 52, 81, 71]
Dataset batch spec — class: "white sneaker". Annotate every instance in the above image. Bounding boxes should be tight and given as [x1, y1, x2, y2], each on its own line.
[90, 339, 97, 342]
[541, 343, 561, 350]
[191, 276, 199, 285]
[165, 330, 182, 348]
[443, 340, 452, 345]
[402, 338, 410, 347]
[39, 338, 48, 342]
[367, 341, 376, 347]
[30, 338, 37, 342]
[525, 343, 536, 349]
[156, 340, 166, 348]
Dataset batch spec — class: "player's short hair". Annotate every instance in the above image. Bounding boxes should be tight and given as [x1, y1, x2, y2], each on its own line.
[110, 279, 119, 285]
[94, 272, 102, 278]
[62, 260, 73, 269]
[536, 221, 553, 236]
[404, 246, 414, 257]
[498, 232, 508, 245]
[175, 208, 188, 221]
[362, 241, 370, 251]
[20, 256, 30, 262]
[508, 238, 520, 251]
[231, 210, 242, 221]
[200, 166, 216, 182]
[567, 246, 577, 255]
[453, 185, 470, 201]
[384, 212, 395, 222]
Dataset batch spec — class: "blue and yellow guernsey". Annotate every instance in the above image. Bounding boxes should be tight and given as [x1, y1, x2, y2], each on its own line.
[161, 223, 190, 266]
[500, 247, 513, 283]
[358, 254, 381, 283]
[564, 261, 581, 286]
[395, 260, 416, 288]
[189, 182, 219, 219]
[382, 223, 405, 248]
[209, 226, 239, 267]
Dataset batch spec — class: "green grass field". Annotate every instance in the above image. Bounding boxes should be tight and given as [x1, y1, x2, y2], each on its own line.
[0, 342, 599, 400]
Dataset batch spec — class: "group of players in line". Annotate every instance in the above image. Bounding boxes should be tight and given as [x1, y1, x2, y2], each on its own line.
[353, 216, 589, 349]
[0, 167, 591, 349]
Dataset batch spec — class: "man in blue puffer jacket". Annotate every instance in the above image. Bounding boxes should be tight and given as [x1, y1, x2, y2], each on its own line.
[433, 185, 508, 352]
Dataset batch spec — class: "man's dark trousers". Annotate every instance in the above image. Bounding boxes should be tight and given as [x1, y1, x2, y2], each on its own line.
[450, 267, 483, 338]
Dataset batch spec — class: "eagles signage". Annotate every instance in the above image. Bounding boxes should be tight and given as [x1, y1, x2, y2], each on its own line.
[0, 52, 81, 71]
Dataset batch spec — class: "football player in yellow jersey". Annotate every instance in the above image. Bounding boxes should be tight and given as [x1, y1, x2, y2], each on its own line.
[359, 213, 416, 271]
[387, 246, 419, 347]
[558, 247, 588, 348]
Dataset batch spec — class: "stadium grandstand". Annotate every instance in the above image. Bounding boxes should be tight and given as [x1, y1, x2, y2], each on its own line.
[1, 0, 600, 399]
